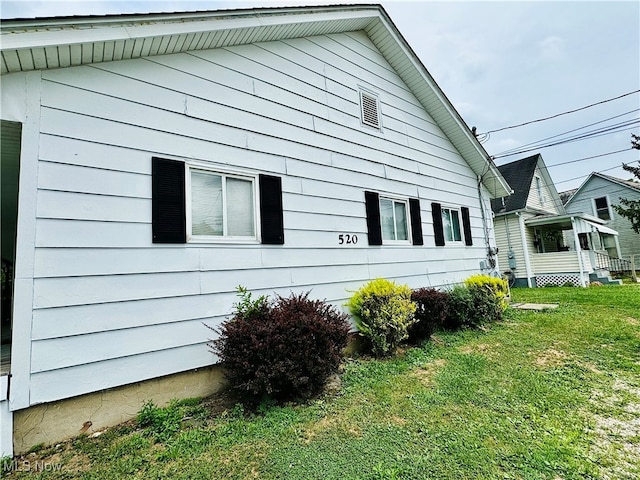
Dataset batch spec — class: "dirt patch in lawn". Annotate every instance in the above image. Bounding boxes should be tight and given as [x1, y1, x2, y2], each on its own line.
[587, 378, 640, 480]
[458, 342, 502, 358]
[533, 348, 568, 368]
[410, 359, 447, 387]
[624, 316, 639, 326]
[301, 414, 362, 444]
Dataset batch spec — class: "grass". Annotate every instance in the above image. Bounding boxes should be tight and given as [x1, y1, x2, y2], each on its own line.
[4, 285, 639, 479]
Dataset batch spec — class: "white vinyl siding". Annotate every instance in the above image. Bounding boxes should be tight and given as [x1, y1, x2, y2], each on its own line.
[8, 31, 490, 405]
[526, 167, 559, 213]
[565, 175, 640, 259]
[493, 213, 536, 278]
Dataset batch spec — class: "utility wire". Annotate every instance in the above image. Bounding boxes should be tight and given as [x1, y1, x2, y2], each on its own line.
[495, 108, 640, 156]
[492, 119, 640, 159]
[544, 149, 630, 168]
[478, 89, 640, 135]
[555, 160, 640, 186]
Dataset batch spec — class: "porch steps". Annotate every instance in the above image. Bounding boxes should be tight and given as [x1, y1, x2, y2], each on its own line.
[589, 271, 623, 285]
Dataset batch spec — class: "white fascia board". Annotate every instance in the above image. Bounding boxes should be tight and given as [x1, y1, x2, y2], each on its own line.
[564, 173, 595, 206]
[1, 8, 380, 50]
[369, 13, 511, 199]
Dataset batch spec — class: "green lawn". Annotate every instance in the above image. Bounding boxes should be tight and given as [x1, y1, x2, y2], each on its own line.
[5, 285, 639, 479]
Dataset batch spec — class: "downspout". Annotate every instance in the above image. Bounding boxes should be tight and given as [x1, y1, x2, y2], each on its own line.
[516, 212, 533, 287]
[571, 216, 587, 287]
[477, 176, 498, 273]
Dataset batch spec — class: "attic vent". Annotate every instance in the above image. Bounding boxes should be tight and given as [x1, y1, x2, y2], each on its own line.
[360, 90, 380, 129]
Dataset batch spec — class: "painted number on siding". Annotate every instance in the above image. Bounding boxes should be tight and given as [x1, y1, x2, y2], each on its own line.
[338, 234, 358, 245]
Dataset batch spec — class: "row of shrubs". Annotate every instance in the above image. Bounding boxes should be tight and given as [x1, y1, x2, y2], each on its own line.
[209, 275, 508, 406]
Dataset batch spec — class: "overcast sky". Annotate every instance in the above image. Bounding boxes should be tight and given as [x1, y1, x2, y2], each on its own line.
[2, 0, 639, 194]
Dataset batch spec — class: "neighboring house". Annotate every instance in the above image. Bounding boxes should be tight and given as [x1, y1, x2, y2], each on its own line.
[491, 154, 620, 288]
[563, 172, 640, 261]
[0, 5, 511, 455]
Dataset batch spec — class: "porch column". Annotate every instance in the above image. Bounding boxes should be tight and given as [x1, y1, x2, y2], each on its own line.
[571, 217, 587, 287]
[613, 235, 622, 258]
[517, 213, 533, 287]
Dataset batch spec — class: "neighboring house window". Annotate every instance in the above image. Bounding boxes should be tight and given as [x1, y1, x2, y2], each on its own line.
[151, 157, 284, 244]
[359, 89, 381, 130]
[593, 196, 611, 220]
[364, 191, 423, 246]
[189, 168, 256, 240]
[535, 176, 545, 204]
[431, 202, 473, 246]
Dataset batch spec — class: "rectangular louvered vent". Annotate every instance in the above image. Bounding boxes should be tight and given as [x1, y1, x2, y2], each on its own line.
[360, 90, 380, 129]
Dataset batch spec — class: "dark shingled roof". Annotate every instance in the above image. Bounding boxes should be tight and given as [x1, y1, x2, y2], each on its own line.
[559, 189, 576, 206]
[490, 154, 539, 214]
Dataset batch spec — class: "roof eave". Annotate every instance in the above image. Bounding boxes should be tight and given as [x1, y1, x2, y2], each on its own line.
[1, 4, 511, 198]
[367, 10, 511, 198]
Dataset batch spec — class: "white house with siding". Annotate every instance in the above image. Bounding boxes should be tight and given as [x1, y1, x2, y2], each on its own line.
[564, 172, 640, 261]
[0, 4, 511, 455]
[491, 154, 622, 288]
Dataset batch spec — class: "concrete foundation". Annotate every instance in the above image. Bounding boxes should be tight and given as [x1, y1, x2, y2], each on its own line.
[1, 376, 12, 457]
[13, 365, 226, 454]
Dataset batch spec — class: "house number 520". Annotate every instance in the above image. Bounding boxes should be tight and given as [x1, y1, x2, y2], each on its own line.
[338, 234, 358, 245]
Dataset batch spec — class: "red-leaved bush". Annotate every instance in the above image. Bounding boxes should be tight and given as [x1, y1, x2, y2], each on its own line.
[409, 287, 449, 342]
[208, 289, 350, 405]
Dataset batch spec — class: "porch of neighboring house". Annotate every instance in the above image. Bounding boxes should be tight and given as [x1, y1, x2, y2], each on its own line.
[525, 214, 630, 287]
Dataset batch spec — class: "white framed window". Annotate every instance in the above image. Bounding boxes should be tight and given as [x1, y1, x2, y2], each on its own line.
[593, 196, 611, 221]
[359, 88, 381, 130]
[380, 197, 410, 243]
[187, 166, 258, 242]
[442, 207, 462, 242]
[535, 176, 545, 204]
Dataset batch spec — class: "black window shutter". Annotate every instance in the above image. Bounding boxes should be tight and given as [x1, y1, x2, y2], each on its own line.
[152, 157, 186, 243]
[364, 191, 382, 246]
[409, 198, 423, 246]
[461, 207, 473, 246]
[431, 202, 445, 246]
[259, 174, 284, 245]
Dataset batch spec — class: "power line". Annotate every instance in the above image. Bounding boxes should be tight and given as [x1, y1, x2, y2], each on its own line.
[554, 160, 640, 186]
[492, 119, 640, 159]
[545, 149, 630, 168]
[479, 89, 640, 135]
[495, 108, 640, 156]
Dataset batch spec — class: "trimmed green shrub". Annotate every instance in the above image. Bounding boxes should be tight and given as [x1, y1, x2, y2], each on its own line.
[468, 284, 504, 326]
[409, 287, 449, 343]
[445, 282, 504, 330]
[209, 288, 350, 405]
[443, 285, 473, 330]
[464, 274, 509, 311]
[346, 278, 416, 357]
